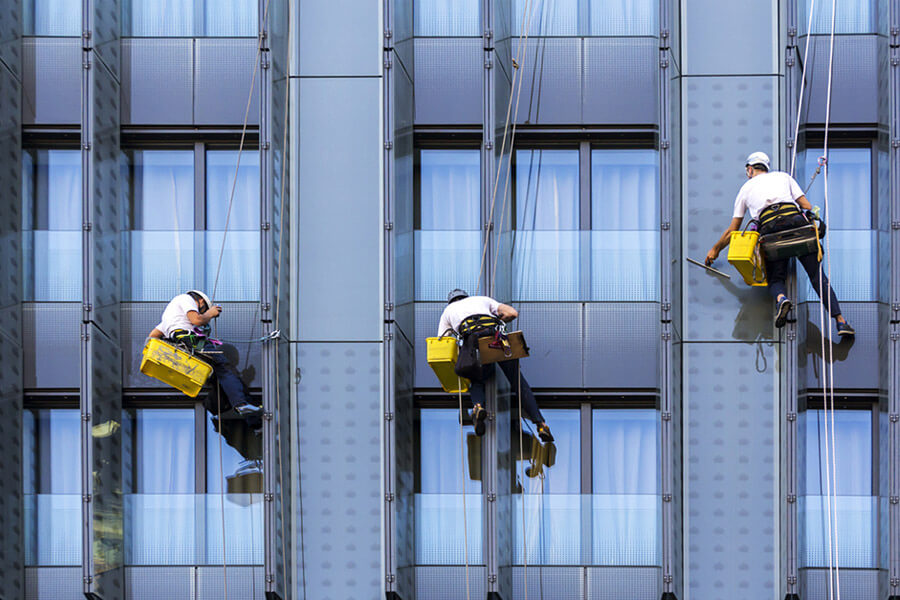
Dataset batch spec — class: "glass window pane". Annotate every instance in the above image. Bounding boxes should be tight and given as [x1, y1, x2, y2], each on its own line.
[415, 0, 480, 36]
[204, 0, 257, 36]
[123, 0, 257, 36]
[591, 408, 659, 566]
[416, 149, 481, 301]
[416, 408, 483, 565]
[24, 409, 81, 566]
[591, 149, 659, 301]
[25, 0, 81, 35]
[589, 0, 658, 36]
[799, 0, 875, 34]
[132, 409, 195, 493]
[514, 0, 578, 36]
[23, 149, 82, 301]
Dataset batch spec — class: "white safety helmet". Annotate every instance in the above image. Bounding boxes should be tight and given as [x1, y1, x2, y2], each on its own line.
[745, 151, 770, 171]
[187, 289, 212, 311]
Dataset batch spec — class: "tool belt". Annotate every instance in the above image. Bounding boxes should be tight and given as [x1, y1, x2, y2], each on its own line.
[757, 202, 804, 235]
[458, 314, 503, 338]
[755, 202, 824, 262]
[170, 326, 221, 352]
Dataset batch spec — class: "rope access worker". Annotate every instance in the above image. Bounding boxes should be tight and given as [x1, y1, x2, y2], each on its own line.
[438, 289, 554, 443]
[149, 290, 264, 424]
[705, 152, 855, 336]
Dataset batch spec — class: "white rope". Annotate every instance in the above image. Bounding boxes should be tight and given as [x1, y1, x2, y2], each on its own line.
[458, 383, 471, 600]
[790, 0, 817, 177]
[518, 368, 529, 599]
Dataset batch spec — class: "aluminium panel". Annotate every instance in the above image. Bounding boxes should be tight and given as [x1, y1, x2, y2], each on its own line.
[88, 0, 120, 80]
[124, 566, 193, 599]
[585, 566, 660, 599]
[298, 0, 380, 76]
[516, 302, 583, 389]
[415, 566, 487, 598]
[22, 38, 80, 125]
[297, 77, 382, 341]
[802, 35, 879, 125]
[23, 303, 80, 389]
[195, 565, 265, 599]
[799, 567, 879, 600]
[296, 342, 382, 596]
[511, 566, 584, 599]
[393, 331, 416, 597]
[583, 37, 658, 125]
[25, 567, 82, 600]
[684, 342, 778, 599]
[511, 37, 581, 125]
[394, 63, 416, 339]
[414, 38, 482, 125]
[584, 302, 660, 389]
[683, 0, 776, 75]
[194, 39, 258, 126]
[683, 76, 779, 342]
[121, 39, 192, 125]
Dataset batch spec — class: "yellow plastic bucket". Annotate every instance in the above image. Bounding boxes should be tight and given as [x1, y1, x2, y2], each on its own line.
[426, 337, 470, 393]
[140, 338, 213, 397]
[728, 230, 767, 286]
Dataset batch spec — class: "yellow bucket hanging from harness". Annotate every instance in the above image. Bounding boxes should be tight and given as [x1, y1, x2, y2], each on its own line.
[728, 230, 767, 286]
[426, 337, 470, 393]
[140, 338, 213, 397]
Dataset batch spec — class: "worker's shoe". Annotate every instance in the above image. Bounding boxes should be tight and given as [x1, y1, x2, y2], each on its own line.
[774, 297, 792, 329]
[232, 401, 263, 418]
[536, 423, 554, 444]
[232, 458, 263, 478]
[837, 320, 856, 337]
[472, 404, 487, 436]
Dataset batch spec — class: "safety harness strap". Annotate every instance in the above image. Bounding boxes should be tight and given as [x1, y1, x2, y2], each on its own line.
[458, 314, 503, 337]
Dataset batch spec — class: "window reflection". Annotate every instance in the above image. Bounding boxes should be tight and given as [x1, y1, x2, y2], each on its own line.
[416, 149, 481, 301]
[23, 149, 82, 301]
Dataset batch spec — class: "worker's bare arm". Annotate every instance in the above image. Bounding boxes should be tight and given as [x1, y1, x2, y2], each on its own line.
[187, 305, 221, 326]
[149, 328, 164, 339]
[796, 195, 812, 211]
[706, 217, 744, 265]
[497, 303, 518, 322]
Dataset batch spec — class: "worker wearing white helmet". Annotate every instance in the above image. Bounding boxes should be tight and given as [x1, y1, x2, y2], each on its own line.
[705, 152, 854, 336]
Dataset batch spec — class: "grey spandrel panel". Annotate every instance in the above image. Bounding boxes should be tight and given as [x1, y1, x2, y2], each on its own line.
[194, 38, 258, 126]
[683, 76, 778, 342]
[511, 566, 584, 599]
[414, 38, 482, 125]
[685, 342, 777, 599]
[196, 565, 264, 599]
[23, 303, 80, 389]
[516, 302, 583, 389]
[0, 0, 20, 80]
[298, 0, 380, 77]
[297, 78, 381, 341]
[89, 0, 120, 80]
[394, 330, 416, 597]
[802, 35, 879, 125]
[297, 342, 381, 597]
[124, 566, 193, 599]
[394, 0, 414, 46]
[584, 303, 660, 389]
[415, 566, 487, 598]
[683, 0, 775, 75]
[800, 568, 879, 600]
[583, 37, 658, 126]
[511, 37, 581, 125]
[394, 62, 416, 333]
[121, 39, 192, 125]
[25, 567, 82, 600]
[395, 38, 414, 85]
[22, 38, 80, 125]
[415, 302, 444, 388]
[585, 566, 660, 599]
[671, 340, 684, 597]
[799, 302, 882, 391]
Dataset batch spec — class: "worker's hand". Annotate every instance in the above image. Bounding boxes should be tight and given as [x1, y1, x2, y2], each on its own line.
[705, 248, 719, 266]
[207, 305, 222, 318]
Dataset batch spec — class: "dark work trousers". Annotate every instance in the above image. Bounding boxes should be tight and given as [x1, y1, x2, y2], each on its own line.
[199, 348, 262, 429]
[468, 359, 546, 425]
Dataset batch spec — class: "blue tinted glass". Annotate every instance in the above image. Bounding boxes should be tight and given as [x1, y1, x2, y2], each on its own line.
[124, 0, 257, 36]
[133, 409, 195, 493]
[589, 0, 657, 36]
[25, 0, 81, 35]
[23, 149, 82, 301]
[514, 0, 578, 36]
[417, 150, 481, 301]
[414, 0, 480, 36]
[803, 409, 871, 497]
[204, 0, 257, 36]
[24, 409, 81, 566]
[512, 0, 658, 36]
[799, 0, 875, 34]
[206, 412, 262, 494]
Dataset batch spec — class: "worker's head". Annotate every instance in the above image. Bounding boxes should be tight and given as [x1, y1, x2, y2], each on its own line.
[186, 290, 212, 313]
[447, 289, 469, 304]
[744, 151, 770, 178]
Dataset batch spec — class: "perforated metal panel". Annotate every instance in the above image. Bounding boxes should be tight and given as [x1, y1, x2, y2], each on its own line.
[414, 302, 444, 388]
[194, 39, 258, 126]
[802, 35, 879, 125]
[414, 38, 482, 125]
[23, 303, 80, 389]
[516, 302, 583, 388]
[25, 567, 82, 600]
[125, 566, 193, 599]
[800, 567, 879, 600]
[22, 38, 80, 124]
[196, 565, 265, 599]
[121, 39, 192, 125]
[798, 302, 881, 391]
[415, 566, 487, 599]
[512, 37, 581, 125]
[394, 332, 416, 597]
[511, 566, 584, 599]
[583, 37, 658, 126]
[584, 303, 660, 389]
[585, 566, 660, 599]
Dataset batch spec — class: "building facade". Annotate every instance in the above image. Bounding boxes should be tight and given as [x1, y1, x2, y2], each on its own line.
[0, 0, 896, 598]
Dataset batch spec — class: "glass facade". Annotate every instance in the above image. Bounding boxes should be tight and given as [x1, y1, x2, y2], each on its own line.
[514, 0, 657, 36]
[799, 0, 876, 35]
[122, 0, 258, 37]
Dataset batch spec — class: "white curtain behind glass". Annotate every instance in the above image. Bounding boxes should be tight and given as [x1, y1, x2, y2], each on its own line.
[414, 0, 480, 36]
[514, 149, 580, 301]
[128, 0, 194, 36]
[589, 0, 657, 36]
[30, 0, 80, 35]
[591, 149, 659, 301]
[417, 150, 481, 301]
[592, 409, 659, 565]
[801, 147, 874, 302]
[417, 409, 483, 564]
[516, 409, 580, 565]
[801, 409, 874, 568]
[206, 151, 261, 300]
[800, 0, 874, 34]
[514, 0, 578, 36]
[205, 0, 257, 36]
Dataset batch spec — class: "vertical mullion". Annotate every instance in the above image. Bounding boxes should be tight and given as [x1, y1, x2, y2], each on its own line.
[194, 143, 206, 293]
[580, 402, 592, 567]
[579, 142, 591, 303]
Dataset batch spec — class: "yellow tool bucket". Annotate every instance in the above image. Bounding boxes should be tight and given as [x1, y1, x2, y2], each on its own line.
[140, 338, 213, 397]
[426, 337, 470, 393]
[728, 230, 767, 286]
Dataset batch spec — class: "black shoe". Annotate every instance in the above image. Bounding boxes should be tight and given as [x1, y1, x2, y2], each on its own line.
[536, 423, 554, 443]
[836, 320, 855, 337]
[472, 404, 487, 436]
[774, 297, 792, 328]
[233, 402, 263, 418]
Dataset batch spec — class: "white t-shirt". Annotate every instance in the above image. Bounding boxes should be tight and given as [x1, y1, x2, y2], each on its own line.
[437, 295, 501, 336]
[733, 171, 804, 220]
[156, 293, 201, 338]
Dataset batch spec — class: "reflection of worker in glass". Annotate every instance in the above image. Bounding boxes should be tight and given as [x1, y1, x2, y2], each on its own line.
[149, 290, 263, 425]
[438, 289, 553, 443]
[705, 152, 855, 336]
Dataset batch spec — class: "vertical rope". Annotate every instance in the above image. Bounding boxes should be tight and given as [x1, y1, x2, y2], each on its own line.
[789, 0, 818, 177]
[215, 381, 229, 599]
[458, 383, 471, 600]
[518, 366, 528, 599]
